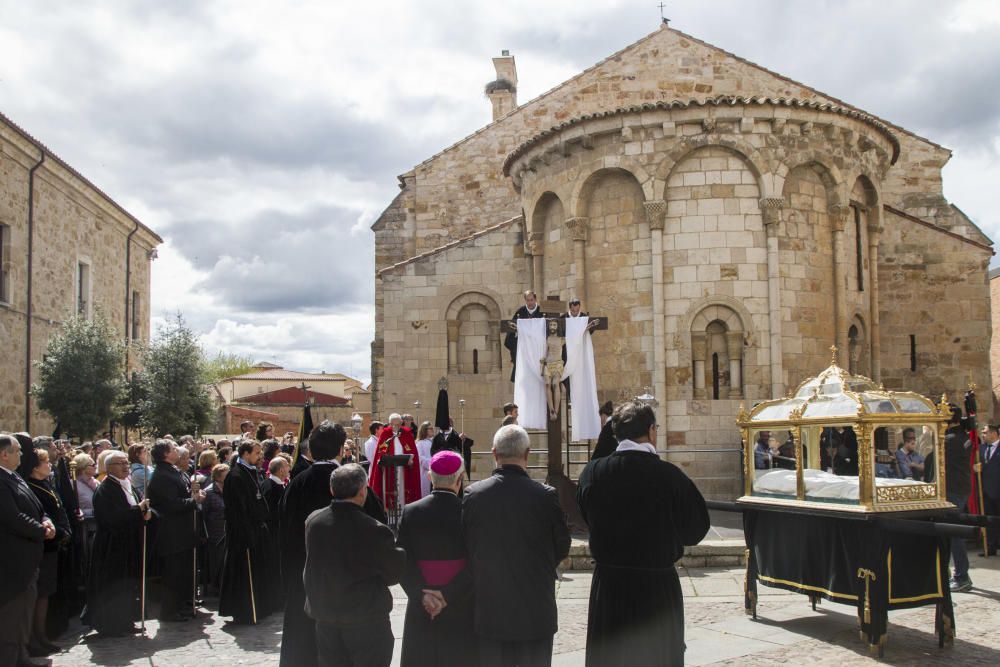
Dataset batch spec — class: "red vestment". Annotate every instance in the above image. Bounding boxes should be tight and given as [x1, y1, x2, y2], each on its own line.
[368, 425, 422, 508]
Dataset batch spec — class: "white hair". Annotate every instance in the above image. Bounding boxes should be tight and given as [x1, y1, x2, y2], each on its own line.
[176, 446, 189, 461]
[388, 413, 402, 423]
[104, 450, 128, 465]
[493, 424, 530, 460]
[430, 467, 464, 488]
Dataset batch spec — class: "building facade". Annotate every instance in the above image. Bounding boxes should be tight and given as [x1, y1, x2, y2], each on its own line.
[1, 111, 162, 435]
[372, 26, 993, 496]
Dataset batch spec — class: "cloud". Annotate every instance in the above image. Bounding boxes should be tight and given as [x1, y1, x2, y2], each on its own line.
[3, 0, 999, 380]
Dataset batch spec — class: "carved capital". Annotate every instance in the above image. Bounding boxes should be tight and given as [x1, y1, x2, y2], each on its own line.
[758, 198, 784, 228]
[565, 216, 590, 242]
[527, 232, 545, 256]
[726, 331, 744, 357]
[828, 204, 849, 232]
[691, 333, 708, 358]
[643, 200, 667, 231]
[447, 320, 461, 343]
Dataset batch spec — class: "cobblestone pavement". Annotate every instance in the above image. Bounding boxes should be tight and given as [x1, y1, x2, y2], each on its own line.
[52, 552, 1000, 666]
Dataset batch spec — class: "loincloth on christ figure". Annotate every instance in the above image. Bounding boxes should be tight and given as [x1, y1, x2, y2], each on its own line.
[541, 358, 564, 381]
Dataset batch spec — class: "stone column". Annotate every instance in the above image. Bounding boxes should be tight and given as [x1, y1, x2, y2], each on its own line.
[528, 232, 544, 297]
[867, 208, 883, 381]
[726, 331, 743, 399]
[447, 320, 461, 374]
[760, 198, 785, 398]
[644, 200, 668, 429]
[829, 204, 849, 360]
[692, 333, 707, 400]
[565, 217, 589, 303]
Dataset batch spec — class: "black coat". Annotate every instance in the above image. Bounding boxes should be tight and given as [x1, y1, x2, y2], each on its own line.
[25, 477, 71, 552]
[86, 478, 145, 635]
[462, 465, 570, 641]
[503, 304, 546, 381]
[397, 490, 477, 667]
[431, 430, 463, 456]
[220, 460, 278, 623]
[982, 439, 1000, 501]
[577, 450, 709, 666]
[0, 468, 47, 606]
[945, 426, 972, 498]
[591, 421, 617, 460]
[146, 462, 198, 556]
[304, 501, 405, 625]
[290, 455, 313, 480]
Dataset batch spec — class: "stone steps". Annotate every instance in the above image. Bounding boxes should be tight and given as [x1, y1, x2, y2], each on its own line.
[559, 538, 747, 571]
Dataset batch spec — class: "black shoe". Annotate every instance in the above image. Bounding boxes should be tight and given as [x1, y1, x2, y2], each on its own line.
[26, 643, 54, 658]
[16, 657, 48, 667]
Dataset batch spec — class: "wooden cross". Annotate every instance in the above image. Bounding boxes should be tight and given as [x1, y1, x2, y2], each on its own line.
[658, 2, 670, 24]
[300, 382, 311, 405]
[498, 298, 608, 533]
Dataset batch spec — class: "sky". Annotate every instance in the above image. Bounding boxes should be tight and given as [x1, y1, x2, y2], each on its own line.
[2, 0, 999, 385]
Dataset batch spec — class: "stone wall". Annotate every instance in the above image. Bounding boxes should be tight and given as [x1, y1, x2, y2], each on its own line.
[0, 116, 160, 434]
[992, 273, 1000, 416]
[878, 208, 992, 417]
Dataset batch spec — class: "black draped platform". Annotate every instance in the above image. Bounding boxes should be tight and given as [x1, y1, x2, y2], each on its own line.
[742, 507, 954, 657]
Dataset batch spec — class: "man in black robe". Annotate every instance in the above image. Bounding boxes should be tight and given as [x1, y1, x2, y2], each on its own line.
[397, 451, 476, 666]
[590, 402, 617, 460]
[279, 421, 387, 667]
[291, 439, 313, 479]
[431, 420, 463, 456]
[503, 289, 546, 381]
[577, 401, 710, 666]
[86, 451, 150, 636]
[146, 439, 204, 622]
[220, 440, 277, 624]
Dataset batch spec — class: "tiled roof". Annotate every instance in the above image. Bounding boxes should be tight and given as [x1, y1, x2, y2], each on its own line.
[235, 386, 349, 406]
[502, 95, 900, 175]
[223, 368, 348, 382]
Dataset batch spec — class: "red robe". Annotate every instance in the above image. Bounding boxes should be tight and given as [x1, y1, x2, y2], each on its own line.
[369, 425, 422, 508]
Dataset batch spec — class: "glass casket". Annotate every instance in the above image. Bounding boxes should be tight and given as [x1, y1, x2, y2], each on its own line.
[737, 354, 954, 514]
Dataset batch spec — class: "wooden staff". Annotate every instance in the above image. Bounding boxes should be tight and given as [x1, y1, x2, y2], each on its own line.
[191, 477, 200, 616]
[976, 460, 988, 557]
[246, 549, 258, 625]
[140, 459, 148, 633]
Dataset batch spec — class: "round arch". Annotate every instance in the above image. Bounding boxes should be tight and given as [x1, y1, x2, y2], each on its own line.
[568, 161, 651, 219]
[654, 136, 772, 201]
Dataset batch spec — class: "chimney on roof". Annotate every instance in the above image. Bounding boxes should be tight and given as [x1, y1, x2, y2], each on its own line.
[485, 50, 518, 121]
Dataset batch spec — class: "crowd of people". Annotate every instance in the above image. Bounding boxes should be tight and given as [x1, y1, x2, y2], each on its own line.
[0, 400, 716, 667]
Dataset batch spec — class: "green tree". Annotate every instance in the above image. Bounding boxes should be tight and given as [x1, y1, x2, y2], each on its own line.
[204, 351, 256, 383]
[33, 314, 126, 439]
[140, 315, 213, 436]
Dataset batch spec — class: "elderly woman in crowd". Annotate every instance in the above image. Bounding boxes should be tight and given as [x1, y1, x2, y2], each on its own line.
[128, 444, 153, 498]
[72, 453, 99, 586]
[85, 451, 151, 637]
[18, 443, 72, 657]
[201, 463, 229, 597]
[195, 450, 218, 486]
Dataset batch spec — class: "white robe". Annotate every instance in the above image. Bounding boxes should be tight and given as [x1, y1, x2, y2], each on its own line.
[562, 317, 601, 439]
[513, 318, 549, 430]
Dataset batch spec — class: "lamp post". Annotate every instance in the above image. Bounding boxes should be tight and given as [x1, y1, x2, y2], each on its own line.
[635, 388, 659, 454]
[413, 400, 421, 428]
[351, 412, 362, 461]
[458, 398, 466, 434]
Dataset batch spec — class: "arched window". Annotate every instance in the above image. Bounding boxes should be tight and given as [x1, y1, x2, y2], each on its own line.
[848, 325, 859, 375]
[446, 292, 503, 375]
[691, 305, 745, 400]
[847, 316, 868, 376]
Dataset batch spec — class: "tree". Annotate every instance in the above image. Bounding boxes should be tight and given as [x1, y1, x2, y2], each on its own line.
[33, 315, 125, 439]
[204, 351, 256, 384]
[140, 315, 213, 437]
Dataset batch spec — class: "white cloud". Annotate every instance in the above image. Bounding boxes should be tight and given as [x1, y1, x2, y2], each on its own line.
[2, 0, 998, 384]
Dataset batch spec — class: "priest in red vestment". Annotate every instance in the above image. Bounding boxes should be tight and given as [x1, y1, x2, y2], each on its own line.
[369, 414, 423, 509]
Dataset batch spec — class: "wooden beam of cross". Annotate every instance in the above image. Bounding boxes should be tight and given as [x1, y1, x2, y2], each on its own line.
[300, 382, 311, 405]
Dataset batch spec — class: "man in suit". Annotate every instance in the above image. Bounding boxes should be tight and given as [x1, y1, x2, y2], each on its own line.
[977, 423, 1000, 556]
[463, 425, 571, 667]
[0, 433, 56, 667]
[304, 464, 406, 667]
[430, 419, 463, 456]
[146, 439, 204, 622]
[503, 290, 546, 382]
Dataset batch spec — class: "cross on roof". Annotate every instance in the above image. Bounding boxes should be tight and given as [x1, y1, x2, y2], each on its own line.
[658, 2, 670, 24]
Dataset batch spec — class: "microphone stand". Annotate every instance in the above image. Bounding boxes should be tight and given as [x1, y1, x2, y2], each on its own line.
[191, 478, 200, 617]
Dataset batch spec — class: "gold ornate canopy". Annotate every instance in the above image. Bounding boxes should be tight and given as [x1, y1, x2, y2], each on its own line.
[736, 348, 953, 513]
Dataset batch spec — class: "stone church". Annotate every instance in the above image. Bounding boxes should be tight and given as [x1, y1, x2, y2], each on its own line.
[372, 24, 993, 495]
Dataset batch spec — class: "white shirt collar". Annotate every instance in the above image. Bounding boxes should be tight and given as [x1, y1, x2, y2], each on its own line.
[615, 439, 657, 455]
[108, 475, 138, 506]
[525, 305, 538, 314]
[269, 474, 285, 486]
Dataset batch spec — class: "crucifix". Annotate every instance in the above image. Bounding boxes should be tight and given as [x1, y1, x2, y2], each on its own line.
[658, 2, 670, 25]
[499, 296, 607, 532]
[299, 382, 311, 405]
